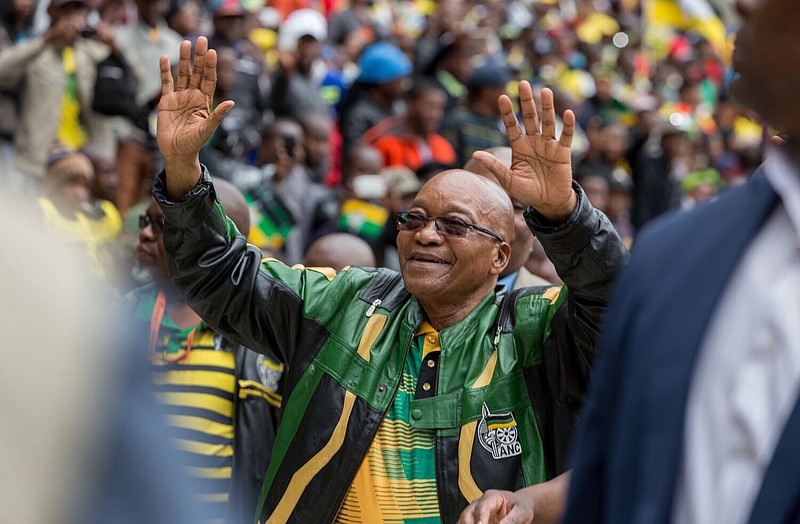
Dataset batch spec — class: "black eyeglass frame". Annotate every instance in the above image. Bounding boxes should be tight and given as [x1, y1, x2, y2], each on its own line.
[138, 214, 166, 235]
[395, 211, 506, 243]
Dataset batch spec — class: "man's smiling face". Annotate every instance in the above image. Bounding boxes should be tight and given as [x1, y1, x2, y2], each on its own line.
[397, 170, 513, 306]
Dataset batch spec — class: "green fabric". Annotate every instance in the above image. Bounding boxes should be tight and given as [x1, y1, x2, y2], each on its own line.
[132, 283, 207, 354]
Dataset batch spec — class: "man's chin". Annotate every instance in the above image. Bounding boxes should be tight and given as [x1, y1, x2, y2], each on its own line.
[131, 261, 155, 285]
[131, 259, 168, 286]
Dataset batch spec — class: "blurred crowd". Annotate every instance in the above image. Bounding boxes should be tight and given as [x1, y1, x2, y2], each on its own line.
[0, 0, 764, 291]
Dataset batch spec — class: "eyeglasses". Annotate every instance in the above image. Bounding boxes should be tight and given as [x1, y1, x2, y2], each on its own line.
[138, 214, 165, 235]
[395, 211, 506, 243]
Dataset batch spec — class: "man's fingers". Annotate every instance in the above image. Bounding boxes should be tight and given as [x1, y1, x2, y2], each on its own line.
[175, 40, 192, 91]
[540, 87, 556, 139]
[519, 81, 539, 136]
[457, 503, 478, 524]
[474, 491, 509, 524]
[472, 151, 514, 192]
[559, 109, 575, 150]
[201, 100, 234, 140]
[160, 55, 174, 97]
[475, 497, 504, 524]
[188, 36, 208, 90]
[498, 94, 522, 143]
[498, 505, 533, 524]
[200, 48, 218, 103]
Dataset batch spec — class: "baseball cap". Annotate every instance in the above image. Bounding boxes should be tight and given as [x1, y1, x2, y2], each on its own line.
[468, 63, 511, 91]
[212, 0, 246, 17]
[356, 42, 412, 85]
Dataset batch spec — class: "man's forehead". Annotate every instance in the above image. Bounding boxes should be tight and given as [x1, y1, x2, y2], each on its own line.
[413, 171, 500, 217]
[411, 195, 475, 217]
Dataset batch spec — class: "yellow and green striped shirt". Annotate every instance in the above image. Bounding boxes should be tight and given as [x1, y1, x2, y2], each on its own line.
[336, 321, 442, 523]
[147, 298, 235, 524]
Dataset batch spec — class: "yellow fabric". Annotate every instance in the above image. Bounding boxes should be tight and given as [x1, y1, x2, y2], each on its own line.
[648, 0, 728, 60]
[577, 12, 620, 44]
[37, 197, 121, 278]
[458, 422, 483, 503]
[56, 47, 88, 150]
[357, 314, 388, 362]
[86, 200, 123, 242]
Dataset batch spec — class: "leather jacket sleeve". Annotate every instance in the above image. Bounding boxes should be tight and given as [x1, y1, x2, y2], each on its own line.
[524, 182, 630, 405]
[152, 166, 349, 364]
[520, 183, 629, 476]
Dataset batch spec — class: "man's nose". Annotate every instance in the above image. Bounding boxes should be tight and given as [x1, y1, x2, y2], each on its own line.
[415, 219, 444, 244]
[139, 224, 155, 243]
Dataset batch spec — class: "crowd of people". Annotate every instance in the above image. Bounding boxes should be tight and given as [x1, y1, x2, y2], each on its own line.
[4, 0, 798, 523]
[1, 0, 763, 283]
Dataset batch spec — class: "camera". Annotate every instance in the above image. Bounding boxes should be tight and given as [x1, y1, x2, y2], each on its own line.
[80, 27, 98, 38]
[282, 135, 296, 158]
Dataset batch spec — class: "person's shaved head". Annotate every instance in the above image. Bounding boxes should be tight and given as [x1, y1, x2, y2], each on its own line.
[463, 146, 511, 183]
[214, 177, 250, 237]
[304, 233, 376, 270]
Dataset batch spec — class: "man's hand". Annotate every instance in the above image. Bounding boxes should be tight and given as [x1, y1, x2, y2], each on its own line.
[157, 36, 234, 200]
[93, 20, 118, 53]
[473, 81, 577, 223]
[457, 472, 570, 524]
[458, 489, 537, 524]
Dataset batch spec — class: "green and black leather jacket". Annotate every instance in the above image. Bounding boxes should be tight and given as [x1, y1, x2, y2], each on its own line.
[154, 168, 629, 524]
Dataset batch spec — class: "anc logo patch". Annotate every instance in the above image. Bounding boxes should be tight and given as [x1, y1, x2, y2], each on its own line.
[477, 403, 522, 459]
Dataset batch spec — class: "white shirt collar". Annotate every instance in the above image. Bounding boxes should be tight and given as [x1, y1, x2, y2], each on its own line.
[764, 146, 800, 243]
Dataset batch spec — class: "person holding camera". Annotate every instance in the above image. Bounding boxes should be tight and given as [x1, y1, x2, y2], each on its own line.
[234, 118, 336, 265]
[113, 0, 183, 217]
[0, 0, 116, 193]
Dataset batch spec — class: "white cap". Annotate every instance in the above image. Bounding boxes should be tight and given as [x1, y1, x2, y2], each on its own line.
[278, 8, 327, 52]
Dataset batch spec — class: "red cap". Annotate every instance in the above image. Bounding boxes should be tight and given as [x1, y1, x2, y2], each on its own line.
[214, 0, 246, 17]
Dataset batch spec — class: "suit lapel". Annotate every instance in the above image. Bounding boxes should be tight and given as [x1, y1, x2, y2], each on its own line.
[635, 174, 778, 523]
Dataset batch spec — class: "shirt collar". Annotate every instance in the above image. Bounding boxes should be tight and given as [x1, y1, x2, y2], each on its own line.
[764, 145, 800, 243]
[497, 271, 518, 292]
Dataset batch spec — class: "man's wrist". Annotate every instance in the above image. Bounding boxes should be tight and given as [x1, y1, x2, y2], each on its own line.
[532, 189, 578, 224]
[164, 157, 203, 200]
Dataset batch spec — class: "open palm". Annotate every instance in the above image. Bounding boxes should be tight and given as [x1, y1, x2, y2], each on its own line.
[157, 37, 233, 197]
[474, 82, 577, 222]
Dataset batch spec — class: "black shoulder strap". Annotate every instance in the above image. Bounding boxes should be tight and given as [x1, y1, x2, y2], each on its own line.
[358, 268, 410, 312]
[494, 285, 551, 338]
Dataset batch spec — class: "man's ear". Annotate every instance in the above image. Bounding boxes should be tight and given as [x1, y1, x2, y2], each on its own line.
[490, 242, 511, 276]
